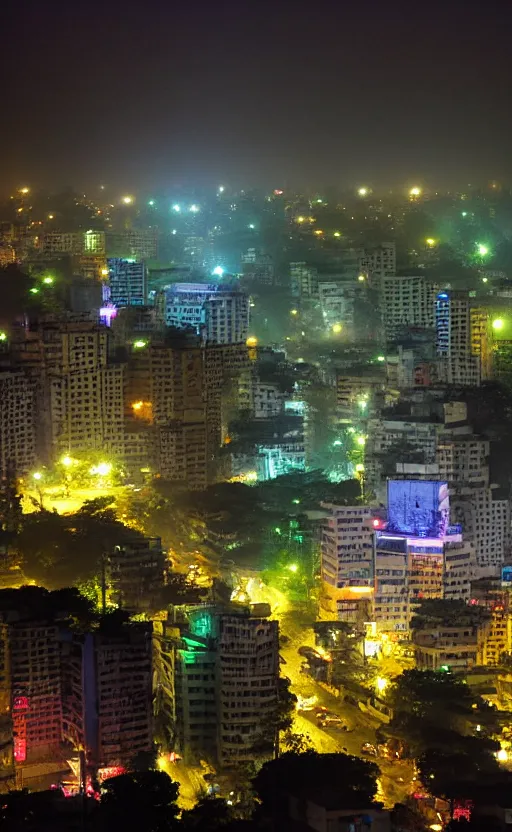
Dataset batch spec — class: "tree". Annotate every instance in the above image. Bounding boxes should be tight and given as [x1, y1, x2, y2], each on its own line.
[253, 752, 380, 817]
[97, 771, 179, 832]
[410, 599, 490, 632]
[181, 797, 236, 832]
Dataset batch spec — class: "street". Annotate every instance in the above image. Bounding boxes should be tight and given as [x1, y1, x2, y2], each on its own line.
[247, 580, 415, 808]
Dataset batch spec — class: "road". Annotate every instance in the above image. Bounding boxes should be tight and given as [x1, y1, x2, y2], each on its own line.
[246, 579, 415, 808]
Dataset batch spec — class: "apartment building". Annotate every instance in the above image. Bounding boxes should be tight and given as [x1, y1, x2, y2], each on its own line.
[435, 292, 492, 386]
[8, 620, 63, 764]
[61, 623, 153, 768]
[165, 283, 249, 345]
[359, 242, 396, 288]
[0, 371, 36, 477]
[290, 262, 318, 300]
[169, 605, 280, 768]
[42, 230, 105, 257]
[413, 625, 483, 672]
[443, 540, 477, 602]
[336, 372, 385, 419]
[108, 537, 166, 613]
[106, 229, 158, 261]
[107, 258, 148, 307]
[238, 370, 284, 419]
[381, 275, 438, 342]
[241, 248, 274, 285]
[0, 623, 15, 792]
[321, 504, 376, 591]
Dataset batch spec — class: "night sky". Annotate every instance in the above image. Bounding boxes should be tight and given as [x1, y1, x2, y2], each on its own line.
[3, 0, 512, 194]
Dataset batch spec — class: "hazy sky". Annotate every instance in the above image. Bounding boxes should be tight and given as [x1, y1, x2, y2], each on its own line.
[3, 0, 512, 194]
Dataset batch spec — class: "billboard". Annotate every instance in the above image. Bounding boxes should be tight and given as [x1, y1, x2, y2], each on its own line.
[387, 480, 450, 538]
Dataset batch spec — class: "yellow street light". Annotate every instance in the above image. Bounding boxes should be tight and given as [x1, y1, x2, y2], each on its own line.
[32, 471, 42, 481]
[290, 309, 298, 316]
[314, 229, 324, 236]
[358, 274, 366, 282]
[493, 318, 505, 331]
[121, 195, 134, 205]
[60, 455, 73, 467]
[358, 187, 368, 196]
[332, 323, 343, 334]
[376, 677, 388, 693]
[356, 436, 366, 446]
[246, 336, 258, 347]
[426, 237, 436, 247]
[19, 187, 30, 195]
[355, 463, 365, 473]
[296, 216, 305, 223]
[409, 186, 422, 197]
[333, 231, 341, 237]
[90, 462, 112, 476]
[100, 267, 109, 276]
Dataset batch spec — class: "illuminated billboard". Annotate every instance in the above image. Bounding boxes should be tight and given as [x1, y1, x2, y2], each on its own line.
[387, 480, 450, 538]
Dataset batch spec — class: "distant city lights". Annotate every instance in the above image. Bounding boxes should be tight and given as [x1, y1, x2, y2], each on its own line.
[29, 287, 39, 294]
[148, 200, 155, 206]
[248, 223, 255, 229]
[218, 185, 225, 193]
[477, 243, 489, 256]
[100, 268, 109, 276]
[212, 266, 224, 277]
[358, 187, 368, 196]
[0, 332, 7, 342]
[332, 323, 343, 334]
[90, 462, 112, 476]
[189, 204, 200, 213]
[493, 318, 505, 330]
[43, 276, 54, 285]
[290, 309, 298, 316]
[358, 274, 366, 282]
[377, 355, 385, 361]
[133, 339, 147, 349]
[172, 204, 181, 212]
[333, 231, 341, 237]
[296, 216, 305, 223]
[356, 436, 366, 446]
[121, 196, 133, 204]
[246, 336, 258, 347]
[425, 237, 436, 247]
[409, 186, 422, 197]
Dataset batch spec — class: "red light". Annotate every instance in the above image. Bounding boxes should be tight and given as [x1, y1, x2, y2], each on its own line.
[14, 738, 26, 761]
[273, 189, 284, 195]
[373, 519, 381, 528]
[13, 696, 28, 710]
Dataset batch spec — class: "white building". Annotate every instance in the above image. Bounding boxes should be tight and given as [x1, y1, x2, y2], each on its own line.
[381, 275, 438, 341]
[359, 242, 396, 288]
[107, 258, 147, 307]
[321, 504, 376, 591]
[165, 283, 249, 345]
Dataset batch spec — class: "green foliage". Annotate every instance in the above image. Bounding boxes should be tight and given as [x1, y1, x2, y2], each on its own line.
[181, 797, 236, 832]
[411, 599, 491, 632]
[97, 771, 180, 832]
[253, 751, 380, 814]
[16, 500, 145, 588]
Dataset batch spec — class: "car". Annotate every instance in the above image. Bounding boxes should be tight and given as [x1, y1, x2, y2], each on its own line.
[361, 743, 378, 756]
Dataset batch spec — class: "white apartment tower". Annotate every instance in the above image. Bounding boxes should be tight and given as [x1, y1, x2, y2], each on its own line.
[321, 504, 376, 590]
[381, 275, 437, 341]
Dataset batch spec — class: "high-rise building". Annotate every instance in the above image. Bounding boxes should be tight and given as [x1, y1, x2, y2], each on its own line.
[106, 229, 158, 261]
[42, 231, 105, 257]
[61, 622, 153, 769]
[161, 605, 280, 767]
[164, 283, 249, 345]
[0, 371, 36, 477]
[241, 249, 274, 285]
[290, 262, 318, 299]
[107, 258, 148, 308]
[374, 480, 471, 633]
[0, 623, 15, 792]
[359, 242, 396, 288]
[321, 504, 376, 592]
[109, 536, 166, 613]
[435, 292, 492, 386]
[381, 275, 438, 342]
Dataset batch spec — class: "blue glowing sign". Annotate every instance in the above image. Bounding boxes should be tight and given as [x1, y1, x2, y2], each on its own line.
[387, 480, 450, 538]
